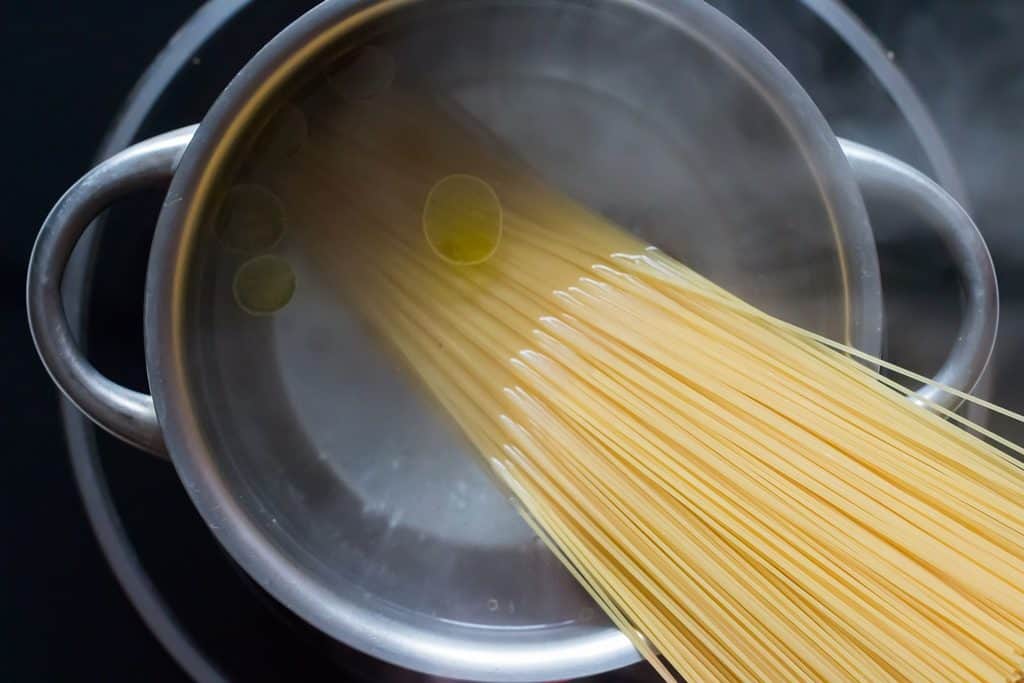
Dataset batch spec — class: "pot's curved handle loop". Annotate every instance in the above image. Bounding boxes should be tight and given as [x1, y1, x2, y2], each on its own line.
[839, 139, 998, 410]
[27, 126, 198, 456]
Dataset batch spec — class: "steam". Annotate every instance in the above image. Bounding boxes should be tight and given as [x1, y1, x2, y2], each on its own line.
[715, 1, 1022, 435]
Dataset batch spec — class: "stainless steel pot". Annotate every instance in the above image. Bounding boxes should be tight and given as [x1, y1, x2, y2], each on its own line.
[28, 0, 997, 680]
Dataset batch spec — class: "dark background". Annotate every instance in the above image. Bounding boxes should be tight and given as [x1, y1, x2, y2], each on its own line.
[3, 1, 1023, 681]
[4, 6, 207, 680]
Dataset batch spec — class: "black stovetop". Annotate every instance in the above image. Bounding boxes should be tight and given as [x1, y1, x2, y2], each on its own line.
[5, 1, 1024, 681]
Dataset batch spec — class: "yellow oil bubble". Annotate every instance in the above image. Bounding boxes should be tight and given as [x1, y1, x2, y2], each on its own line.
[328, 46, 396, 101]
[233, 255, 296, 316]
[215, 184, 286, 252]
[422, 174, 502, 266]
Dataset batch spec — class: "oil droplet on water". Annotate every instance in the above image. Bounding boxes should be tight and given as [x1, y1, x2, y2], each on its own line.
[423, 174, 502, 265]
[233, 255, 296, 316]
[216, 184, 286, 252]
[328, 45, 396, 101]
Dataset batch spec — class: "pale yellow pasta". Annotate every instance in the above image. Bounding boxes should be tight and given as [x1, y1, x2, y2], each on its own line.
[259, 89, 1024, 682]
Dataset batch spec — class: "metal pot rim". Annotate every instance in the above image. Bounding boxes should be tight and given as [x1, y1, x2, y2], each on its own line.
[146, 0, 882, 680]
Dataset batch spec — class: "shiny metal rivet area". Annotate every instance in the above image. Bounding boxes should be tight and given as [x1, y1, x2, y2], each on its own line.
[215, 184, 287, 252]
[328, 46, 396, 101]
[233, 254, 296, 315]
[423, 174, 503, 266]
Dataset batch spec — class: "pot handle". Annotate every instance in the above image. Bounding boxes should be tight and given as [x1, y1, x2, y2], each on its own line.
[27, 126, 198, 456]
[838, 139, 998, 410]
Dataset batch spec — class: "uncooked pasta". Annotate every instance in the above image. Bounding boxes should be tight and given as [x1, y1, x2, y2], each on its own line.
[255, 88, 1024, 682]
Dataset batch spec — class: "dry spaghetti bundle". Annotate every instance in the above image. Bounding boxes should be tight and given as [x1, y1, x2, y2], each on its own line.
[258, 88, 1024, 682]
